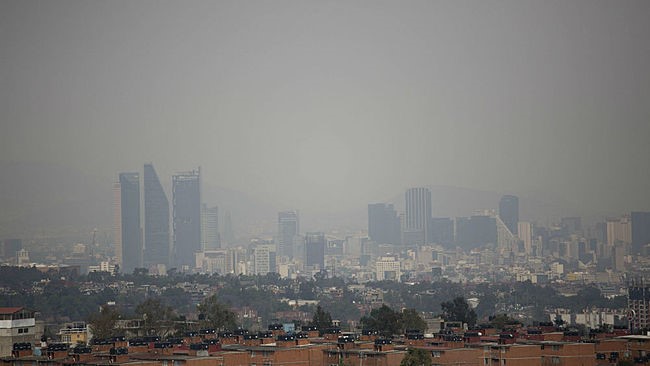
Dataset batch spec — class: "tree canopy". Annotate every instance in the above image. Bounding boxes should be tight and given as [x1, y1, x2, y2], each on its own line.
[400, 348, 432, 366]
[197, 295, 237, 330]
[360, 305, 427, 337]
[87, 305, 121, 339]
[441, 297, 477, 327]
[310, 305, 332, 334]
[135, 298, 175, 336]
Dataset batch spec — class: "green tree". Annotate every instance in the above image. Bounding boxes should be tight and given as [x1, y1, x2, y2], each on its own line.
[87, 305, 121, 339]
[401, 309, 427, 333]
[400, 348, 431, 366]
[197, 295, 237, 330]
[310, 305, 332, 335]
[360, 304, 401, 337]
[440, 297, 477, 327]
[488, 314, 519, 330]
[135, 298, 176, 336]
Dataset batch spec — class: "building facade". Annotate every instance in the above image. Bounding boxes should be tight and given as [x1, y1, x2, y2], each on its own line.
[143, 163, 170, 270]
[0, 307, 36, 357]
[115, 172, 142, 273]
[305, 232, 325, 270]
[404, 187, 432, 245]
[368, 203, 401, 245]
[499, 195, 519, 235]
[278, 211, 299, 259]
[173, 169, 201, 271]
[201, 204, 220, 251]
[632, 211, 650, 255]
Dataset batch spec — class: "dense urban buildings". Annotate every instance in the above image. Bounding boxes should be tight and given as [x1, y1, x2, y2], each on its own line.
[367, 203, 401, 245]
[143, 163, 170, 270]
[498, 195, 519, 235]
[172, 169, 201, 271]
[404, 187, 432, 246]
[114, 172, 142, 273]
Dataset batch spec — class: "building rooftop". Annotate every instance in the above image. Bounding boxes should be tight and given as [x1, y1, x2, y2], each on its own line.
[0, 306, 24, 314]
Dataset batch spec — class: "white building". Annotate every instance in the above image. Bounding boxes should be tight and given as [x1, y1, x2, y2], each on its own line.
[375, 256, 401, 282]
[0, 307, 36, 357]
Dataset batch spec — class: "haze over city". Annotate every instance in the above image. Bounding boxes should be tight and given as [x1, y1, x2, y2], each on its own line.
[2, 0, 650, 237]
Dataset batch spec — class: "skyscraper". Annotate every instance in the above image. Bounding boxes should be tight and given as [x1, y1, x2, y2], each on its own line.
[143, 163, 170, 269]
[368, 203, 401, 245]
[172, 169, 201, 270]
[429, 217, 454, 247]
[404, 187, 432, 245]
[499, 195, 519, 235]
[201, 204, 220, 251]
[278, 211, 299, 259]
[115, 172, 142, 273]
[456, 215, 497, 250]
[632, 211, 650, 255]
[305, 232, 325, 270]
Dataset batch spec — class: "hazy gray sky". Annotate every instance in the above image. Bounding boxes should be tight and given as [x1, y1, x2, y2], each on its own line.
[2, 0, 649, 215]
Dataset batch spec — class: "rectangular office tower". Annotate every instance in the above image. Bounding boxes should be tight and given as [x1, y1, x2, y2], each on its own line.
[305, 232, 325, 270]
[114, 172, 142, 273]
[498, 195, 519, 235]
[404, 187, 432, 245]
[143, 163, 170, 270]
[632, 212, 650, 255]
[368, 203, 401, 245]
[201, 204, 220, 251]
[172, 169, 201, 271]
[278, 211, 299, 259]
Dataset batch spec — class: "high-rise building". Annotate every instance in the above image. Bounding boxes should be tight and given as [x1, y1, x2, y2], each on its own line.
[278, 211, 299, 259]
[404, 187, 432, 245]
[115, 172, 142, 273]
[172, 169, 201, 270]
[222, 210, 235, 246]
[368, 203, 401, 245]
[606, 216, 631, 247]
[429, 218, 454, 247]
[143, 163, 170, 269]
[304, 232, 325, 270]
[632, 211, 650, 255]
[456, 215, 497, 250]
[628, 279, 650, 332]
[518, 222, 533, 255]
[498, 195, 519, 235]
[253, 242, 276, 275]
[201, 204, 220, 251]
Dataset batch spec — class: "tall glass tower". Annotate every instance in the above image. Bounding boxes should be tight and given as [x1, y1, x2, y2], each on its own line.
[405, 187, 432, 245]
[117, 172, 142, 273]
[172, 169, 201, 270]
[144, 163, 170, 269]
[278, 211, 299, 259]
[499, 195, 519, 235]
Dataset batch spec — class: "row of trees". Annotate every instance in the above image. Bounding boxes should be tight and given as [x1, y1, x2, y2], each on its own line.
[87, 294, 484, 340]
[87, 295, 237, 339]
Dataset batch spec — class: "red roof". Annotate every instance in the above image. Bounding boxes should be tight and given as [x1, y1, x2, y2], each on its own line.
[0, 307, 24, 314]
